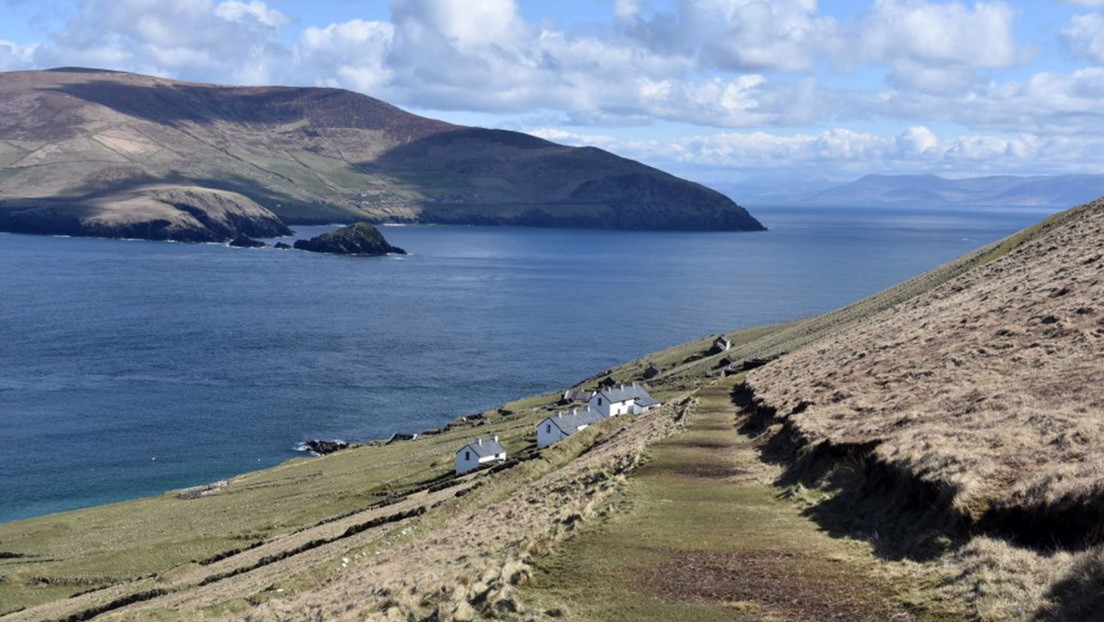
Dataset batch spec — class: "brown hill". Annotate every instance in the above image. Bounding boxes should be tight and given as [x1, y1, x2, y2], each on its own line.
[0, 68, 764, 241]
[743, 199, 1104, 617]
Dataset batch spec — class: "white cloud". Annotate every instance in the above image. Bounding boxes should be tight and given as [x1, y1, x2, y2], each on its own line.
[33, 0, 291, 84]
[896, 125, 940, 154]
[213, 0, 290, 28]
[863, 67, 1104, 134]
[846, 0, 1023, 93]
[620, 0, 836, 73]
[5, 0, 1045, 127]
[0, 39, 37, 70]
[613, 0, 644, 21]
[294, 19, 394, 92]
[1064, 12, 1104, 64]
[861, 1, 1019, 67]
[531, 125, 1104, 178]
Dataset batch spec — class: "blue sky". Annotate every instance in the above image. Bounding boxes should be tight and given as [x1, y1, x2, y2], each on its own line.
[2, 0, 1103, 188]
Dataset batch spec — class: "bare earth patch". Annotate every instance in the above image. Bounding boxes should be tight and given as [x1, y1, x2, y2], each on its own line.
[641, 549, 903, 622]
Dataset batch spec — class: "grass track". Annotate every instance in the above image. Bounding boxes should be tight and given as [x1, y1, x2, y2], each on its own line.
[523, 376, 954, 621]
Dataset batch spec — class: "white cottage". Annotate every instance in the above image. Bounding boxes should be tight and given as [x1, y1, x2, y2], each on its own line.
[589, 382, 661, 416]
[455, 436, 507, 475]
[537, 408, 607, 448]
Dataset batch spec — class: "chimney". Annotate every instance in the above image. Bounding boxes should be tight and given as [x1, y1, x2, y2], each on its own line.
[493, 435, 499, 443]
[477, 437, 482, 445]
[572, 408, 578, 415]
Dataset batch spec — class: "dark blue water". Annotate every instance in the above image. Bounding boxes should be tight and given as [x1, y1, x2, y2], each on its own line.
[0, 205, 1056, 522]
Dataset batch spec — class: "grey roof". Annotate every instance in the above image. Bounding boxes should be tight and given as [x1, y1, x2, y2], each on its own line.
[458, 437, 506, 458]
[634, 395, 661, 408]
[598, 382, 656, 404]
[563, 389, 595, 401]
[543, 408, 606, 435]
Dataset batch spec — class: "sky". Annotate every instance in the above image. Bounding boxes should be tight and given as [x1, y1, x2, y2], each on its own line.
[2, 0, 1104, 189]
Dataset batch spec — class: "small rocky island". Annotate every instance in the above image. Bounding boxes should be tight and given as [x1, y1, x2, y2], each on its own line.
[293, 222, 406, 256]
[228, 233, 266, 248]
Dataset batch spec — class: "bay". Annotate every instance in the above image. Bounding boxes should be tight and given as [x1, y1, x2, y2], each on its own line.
[0, 205, 1056, 522]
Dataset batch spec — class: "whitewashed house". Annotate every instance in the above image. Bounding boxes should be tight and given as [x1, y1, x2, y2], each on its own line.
[455, 436, 507, 475]
[589, 382, 661, 416]
[537, 408, 606, 448]
[711, 335, 732, 354]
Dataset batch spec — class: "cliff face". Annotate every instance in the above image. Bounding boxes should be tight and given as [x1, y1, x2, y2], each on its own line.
[0, 68, 765, 240]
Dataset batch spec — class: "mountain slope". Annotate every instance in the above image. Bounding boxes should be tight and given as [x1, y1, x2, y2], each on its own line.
[810, 173, 1104, 207]
[0, 68, 764, 240]
[741, 199, 1104, 618]
[746, 199, 1104, 538]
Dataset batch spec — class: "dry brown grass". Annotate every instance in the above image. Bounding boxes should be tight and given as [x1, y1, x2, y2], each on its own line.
[749, 200, 1104, 525]
[744, 199, 1104, 617]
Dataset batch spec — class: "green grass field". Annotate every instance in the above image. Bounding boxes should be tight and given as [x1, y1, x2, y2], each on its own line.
[0, 391, 559, 614]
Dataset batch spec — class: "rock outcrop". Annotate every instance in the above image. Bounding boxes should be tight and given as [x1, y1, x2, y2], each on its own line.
[301, 440, 349, 455]
[293, 223, 406, 256]
[228, 234, 266, 248]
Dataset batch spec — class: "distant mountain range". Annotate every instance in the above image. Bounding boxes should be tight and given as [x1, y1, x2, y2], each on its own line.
[0, 68, 764, 241]
[802, 173, 1104, 208]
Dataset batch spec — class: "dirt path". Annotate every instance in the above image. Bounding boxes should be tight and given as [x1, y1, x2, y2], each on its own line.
[523, 378, 922, 621]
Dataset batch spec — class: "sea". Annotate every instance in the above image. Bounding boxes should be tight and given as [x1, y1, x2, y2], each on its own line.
[0, 205, 1058, 523]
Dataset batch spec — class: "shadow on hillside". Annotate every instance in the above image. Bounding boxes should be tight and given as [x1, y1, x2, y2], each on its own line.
[61, 171, 353, 225]
[355, 126, 595, 200]
[732, 382, 970, 563]
[358, 126, 764, 231]
[732, 382, 1104, 575]
[1032, 549, 1104, 621]
[49, 80, 445, 133]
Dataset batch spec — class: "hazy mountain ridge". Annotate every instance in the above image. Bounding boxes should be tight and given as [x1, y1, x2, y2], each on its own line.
[0, 68, 764, 240]
[807, 173, 1104, 207]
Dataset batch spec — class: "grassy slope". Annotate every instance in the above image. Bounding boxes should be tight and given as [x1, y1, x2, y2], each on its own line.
[746, 200, 1101, 528]
[0, 70, 763, 232]
[0, 392, 555, 615]
[0, 205, 1088, 620]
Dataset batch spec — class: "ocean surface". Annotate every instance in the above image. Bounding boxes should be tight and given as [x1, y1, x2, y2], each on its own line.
[0, 205, 1057, 522]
